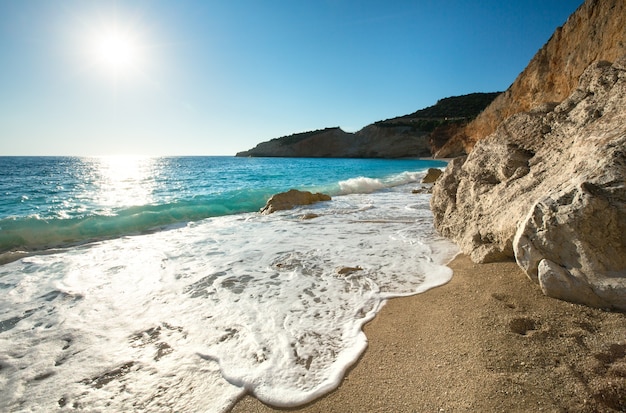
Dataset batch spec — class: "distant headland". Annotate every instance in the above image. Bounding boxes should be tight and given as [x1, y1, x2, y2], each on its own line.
[235, 92, 500, 158]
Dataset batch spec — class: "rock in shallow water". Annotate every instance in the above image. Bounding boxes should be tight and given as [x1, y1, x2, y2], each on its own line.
[260, 189, 331, 214]
[431, 57, 626, 310]
[421, 168, 443, 184]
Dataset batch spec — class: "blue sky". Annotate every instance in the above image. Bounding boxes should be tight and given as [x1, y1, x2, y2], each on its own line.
[0, 0, 582, 156]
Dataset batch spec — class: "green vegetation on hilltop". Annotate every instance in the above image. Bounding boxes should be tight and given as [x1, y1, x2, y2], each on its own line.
[375, 92, 501, 131]
[271, 127, 342, 146]
[409, 92, 501, 119]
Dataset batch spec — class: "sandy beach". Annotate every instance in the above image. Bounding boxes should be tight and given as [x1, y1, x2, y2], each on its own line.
[231, 254, 626, 413]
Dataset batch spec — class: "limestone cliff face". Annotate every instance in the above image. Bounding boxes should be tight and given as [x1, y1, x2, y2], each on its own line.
[436, 0, 626, 157]
[431, 58, 626, 310]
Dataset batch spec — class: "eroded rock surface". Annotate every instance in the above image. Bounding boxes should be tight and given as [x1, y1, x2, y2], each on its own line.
[431, 58, 626, 310]
[260, 189, 331, 214]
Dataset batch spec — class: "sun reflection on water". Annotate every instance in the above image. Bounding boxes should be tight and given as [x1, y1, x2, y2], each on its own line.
[93, 155, 157, 212]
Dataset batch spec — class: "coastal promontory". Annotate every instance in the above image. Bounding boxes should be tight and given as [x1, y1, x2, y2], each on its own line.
[235, 93, 499, 158]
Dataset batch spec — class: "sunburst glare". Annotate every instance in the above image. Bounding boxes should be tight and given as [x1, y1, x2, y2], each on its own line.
[85, 19, 147, 82]
[94, 28, 137, 72]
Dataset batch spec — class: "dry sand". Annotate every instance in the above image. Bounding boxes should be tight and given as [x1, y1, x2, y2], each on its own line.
[230, 255, 626, 413]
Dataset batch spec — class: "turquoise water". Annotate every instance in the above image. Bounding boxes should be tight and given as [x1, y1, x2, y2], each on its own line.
[0, 155, 457, 412]
[0, 156, 445, 255]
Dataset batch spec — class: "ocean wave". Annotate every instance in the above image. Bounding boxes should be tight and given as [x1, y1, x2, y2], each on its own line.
[0, 168, 430, 257]
[0, 195, 267, 255]
[337, 177, 386, 194]
[335, 170, 425, 195]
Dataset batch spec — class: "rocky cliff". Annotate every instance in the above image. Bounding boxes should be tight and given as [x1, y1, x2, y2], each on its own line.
[436, 0, 626, 157]
[236, 93, 499, 158]
[236, 126, 431, 158]
[431, 57, 626, 310]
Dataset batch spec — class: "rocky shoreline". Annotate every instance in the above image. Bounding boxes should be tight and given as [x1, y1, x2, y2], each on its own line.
[229, 0, 626, 410]
[431, 56, 626, 311]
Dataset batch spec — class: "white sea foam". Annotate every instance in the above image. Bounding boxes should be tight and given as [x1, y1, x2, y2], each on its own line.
[337, 170, 426, 196]
[0, 182, 457, 412]
[338, 176, 386, 194]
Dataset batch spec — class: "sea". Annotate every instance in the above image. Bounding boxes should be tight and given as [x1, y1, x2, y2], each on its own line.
[0, 156, 458, 412]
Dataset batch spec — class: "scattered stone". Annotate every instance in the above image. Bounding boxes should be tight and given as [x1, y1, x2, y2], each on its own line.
[260, 189, 331, 214]
[337, 266, 363, 275]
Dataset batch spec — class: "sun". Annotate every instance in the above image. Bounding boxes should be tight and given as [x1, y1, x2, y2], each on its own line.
[88, 23, 144, 80]
[94, 29, 136, 72]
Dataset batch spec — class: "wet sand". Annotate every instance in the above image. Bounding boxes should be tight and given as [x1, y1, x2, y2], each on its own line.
[230, 254, 626, 413]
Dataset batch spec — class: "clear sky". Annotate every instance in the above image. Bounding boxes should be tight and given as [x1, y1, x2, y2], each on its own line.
[0, 0, 582, 156]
